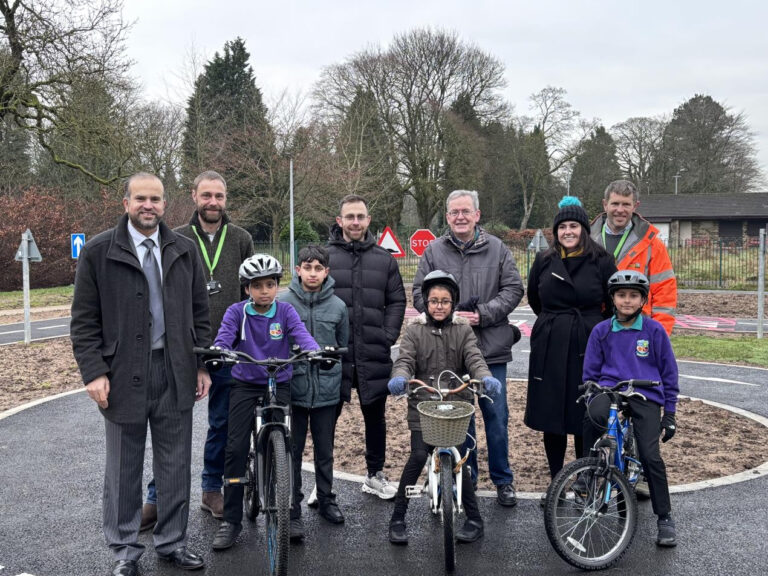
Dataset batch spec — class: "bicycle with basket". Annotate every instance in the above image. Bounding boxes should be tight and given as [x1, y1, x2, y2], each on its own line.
[543, 378, 659, 571]
[403, 370, 491, 574]
[194, 345, 345, 576]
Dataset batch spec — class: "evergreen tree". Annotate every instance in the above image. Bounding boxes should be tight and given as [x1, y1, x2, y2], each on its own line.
[569, 126, 622, 218]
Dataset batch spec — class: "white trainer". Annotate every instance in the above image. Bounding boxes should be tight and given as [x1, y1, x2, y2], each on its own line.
[361, 471, 397, 500]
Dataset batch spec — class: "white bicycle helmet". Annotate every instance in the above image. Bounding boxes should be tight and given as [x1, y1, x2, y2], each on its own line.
[239, 254, 283, 285]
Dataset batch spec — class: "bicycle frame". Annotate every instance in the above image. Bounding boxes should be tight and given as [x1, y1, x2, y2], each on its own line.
[424, 446, 465, 515]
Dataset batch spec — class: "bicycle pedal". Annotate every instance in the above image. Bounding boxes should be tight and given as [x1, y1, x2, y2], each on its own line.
[405, 485, 423, 499]
[223, 477, 248, 487]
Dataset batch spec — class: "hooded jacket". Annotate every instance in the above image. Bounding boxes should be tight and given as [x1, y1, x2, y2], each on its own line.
[391, 313, 491, 432]
[280, 274, 349, 408]
[327, 224, 406, 404]
[412, 226, 524, 364]
[591, 213, 677, 335]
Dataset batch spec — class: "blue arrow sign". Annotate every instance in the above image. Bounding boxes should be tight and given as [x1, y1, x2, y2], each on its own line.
[71, 233, 85, 259]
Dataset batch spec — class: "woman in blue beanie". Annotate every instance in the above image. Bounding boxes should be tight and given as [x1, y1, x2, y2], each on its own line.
[524, 197, 617, 488]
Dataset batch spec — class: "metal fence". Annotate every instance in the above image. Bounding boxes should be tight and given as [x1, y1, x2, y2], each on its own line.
[255, 237, 765, 290]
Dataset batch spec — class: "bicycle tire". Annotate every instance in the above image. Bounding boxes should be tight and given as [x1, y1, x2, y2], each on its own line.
[264, 430, 290, 576]
[439, 452, 456, 574]
[244, 430, 259, 520]
[544, 456, 638, 571]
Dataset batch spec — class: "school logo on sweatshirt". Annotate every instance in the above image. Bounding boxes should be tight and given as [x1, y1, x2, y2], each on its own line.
[636, 339, 649, 358]
[269, 323, 284, 340]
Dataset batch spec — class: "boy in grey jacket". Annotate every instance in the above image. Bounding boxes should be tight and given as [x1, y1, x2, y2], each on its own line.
[281, 245, 349, 539]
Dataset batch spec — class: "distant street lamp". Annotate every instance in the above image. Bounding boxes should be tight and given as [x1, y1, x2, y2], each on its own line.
[673, 168, 686, 195]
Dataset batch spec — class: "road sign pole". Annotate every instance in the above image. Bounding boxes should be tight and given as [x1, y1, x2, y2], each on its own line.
[758, 228, 765, 339]
[22, 231, 31, 345]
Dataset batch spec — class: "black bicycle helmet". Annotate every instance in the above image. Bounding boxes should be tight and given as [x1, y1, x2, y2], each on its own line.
[421, 270, 460, 305]
[239, 254, 283, 285]
[607, 270, 650, 298]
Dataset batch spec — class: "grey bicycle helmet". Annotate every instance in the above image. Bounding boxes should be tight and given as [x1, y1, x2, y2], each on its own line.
[421, 270, 460, 305]
[607, 270, 650, 298]
[239, 254, 283, 285]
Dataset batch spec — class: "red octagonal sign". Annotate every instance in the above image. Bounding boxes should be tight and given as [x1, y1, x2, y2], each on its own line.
[410, 229, 436, 257]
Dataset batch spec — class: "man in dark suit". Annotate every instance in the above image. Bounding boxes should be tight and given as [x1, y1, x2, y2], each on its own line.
[71, 172, 212, 576]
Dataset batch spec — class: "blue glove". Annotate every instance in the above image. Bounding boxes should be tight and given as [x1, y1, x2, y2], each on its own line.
[482, 376, 502, 397]
[388, 376, 407, 396]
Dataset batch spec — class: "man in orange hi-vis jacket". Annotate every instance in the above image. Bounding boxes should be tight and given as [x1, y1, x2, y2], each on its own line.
[590, 180, 677, 335]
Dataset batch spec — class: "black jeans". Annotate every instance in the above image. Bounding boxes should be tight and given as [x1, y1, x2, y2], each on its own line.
[392, 430, 481, 523]
[335, 393, 388, 477]
[223, 380, 291, 525]
[291, 404, 337, 519]
[543, 432, 584, 479]
[582, 394, 671, 517]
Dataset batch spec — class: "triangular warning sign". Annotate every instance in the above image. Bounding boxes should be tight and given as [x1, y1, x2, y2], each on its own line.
[377, 226, 405, 258]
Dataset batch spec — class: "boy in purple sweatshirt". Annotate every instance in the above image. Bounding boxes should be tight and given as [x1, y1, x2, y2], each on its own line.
[582, 271, 679, 548]
[212, 254, 319, 551]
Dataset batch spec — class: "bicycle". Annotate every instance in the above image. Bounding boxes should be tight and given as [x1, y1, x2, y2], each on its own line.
[543, 379, 659, 571]
[402, 371, 491, 574]
[194, 345, 345, 576]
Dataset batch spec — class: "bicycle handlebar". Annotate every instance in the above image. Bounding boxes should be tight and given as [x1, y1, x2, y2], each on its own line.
[578, 379, 660, 405]
[193, 346, 348, 368]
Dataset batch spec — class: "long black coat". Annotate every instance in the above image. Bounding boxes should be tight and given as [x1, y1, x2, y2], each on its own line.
[524, 249, 616, 435]
[327, 224, 406, 405]
[71, 214, 211, 424]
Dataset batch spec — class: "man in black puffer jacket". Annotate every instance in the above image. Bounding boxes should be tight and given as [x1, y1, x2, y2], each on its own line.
[327, 194, 406, 500]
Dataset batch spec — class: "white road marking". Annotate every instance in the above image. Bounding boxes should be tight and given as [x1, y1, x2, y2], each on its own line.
[0, 329, 23, 335]
[677, 358, 768, 371]
[38, 324, 68, 331]
[680, 374, 759, 387]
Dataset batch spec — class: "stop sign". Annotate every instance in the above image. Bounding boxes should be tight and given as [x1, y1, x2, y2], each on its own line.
[410, 229, 436, 257]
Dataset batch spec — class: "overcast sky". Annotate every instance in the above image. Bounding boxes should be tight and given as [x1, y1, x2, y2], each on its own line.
[123, 0, 768, 183]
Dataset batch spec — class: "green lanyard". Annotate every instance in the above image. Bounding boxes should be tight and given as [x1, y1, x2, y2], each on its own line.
[602, 224, 631, 259]
[191, 224, 228, 279]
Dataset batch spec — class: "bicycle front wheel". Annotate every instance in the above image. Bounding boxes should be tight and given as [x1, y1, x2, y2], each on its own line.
[439, 452, 456, 573]
[264, 430, 290, 576]
[544, 456, 638, 571]
[244, 430, 258, 520]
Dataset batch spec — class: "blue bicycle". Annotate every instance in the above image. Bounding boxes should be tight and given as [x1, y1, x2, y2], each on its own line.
[543, 379, 659, 570]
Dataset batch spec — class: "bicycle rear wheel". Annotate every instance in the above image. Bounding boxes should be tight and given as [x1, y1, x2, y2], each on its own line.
[244, 430, 258, 520]
[544, 456, 638, 571]
[264, 430, 290, 576]
[439, 452, 456, 573]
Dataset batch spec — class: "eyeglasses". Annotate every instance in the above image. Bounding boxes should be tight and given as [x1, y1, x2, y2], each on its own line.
[447, 209, 475, 218]
[341, 213, 369, 222]
[427, 299, 453, 308]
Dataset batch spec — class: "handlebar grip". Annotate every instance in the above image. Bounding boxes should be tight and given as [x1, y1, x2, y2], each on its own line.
[629, 379, 660, 388]
[193, 346, 217, 355]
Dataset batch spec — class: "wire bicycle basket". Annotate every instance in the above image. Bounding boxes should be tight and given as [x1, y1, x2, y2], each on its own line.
[417, 401, 474, 447]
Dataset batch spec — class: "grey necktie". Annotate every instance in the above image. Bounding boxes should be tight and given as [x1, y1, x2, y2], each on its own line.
[141, 238, 165, 348]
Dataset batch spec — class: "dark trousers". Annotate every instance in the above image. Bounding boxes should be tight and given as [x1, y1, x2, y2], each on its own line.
[392, 430, 481, 523]
[103, 349, 192, 560]
[291, 404, 337, 519]
[582, 394, 672, 517]
[543, 432, 584, 479]
[223, 380, 291, 525]
[335, 385, 388, 477]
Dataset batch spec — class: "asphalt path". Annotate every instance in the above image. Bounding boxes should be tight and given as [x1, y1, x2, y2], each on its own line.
[1, 333, 767, 576]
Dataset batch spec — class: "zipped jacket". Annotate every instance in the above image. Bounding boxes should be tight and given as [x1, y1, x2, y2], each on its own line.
[591, 213, 677, 335]
[280, 275, 349, 408]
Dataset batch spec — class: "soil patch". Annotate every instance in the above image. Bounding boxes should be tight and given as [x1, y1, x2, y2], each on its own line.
[3, 339, 767, 492]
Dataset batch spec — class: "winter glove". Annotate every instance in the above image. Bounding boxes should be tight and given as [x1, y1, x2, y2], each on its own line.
[388, 376, 408, 396]
[482, 376, 502, 397]
[456, 295, 480, 312]
[661, 412, 676, 443]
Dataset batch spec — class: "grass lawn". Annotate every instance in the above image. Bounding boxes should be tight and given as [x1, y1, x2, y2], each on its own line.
[0, 285, 74, 310]
[671, 333, 768, 368]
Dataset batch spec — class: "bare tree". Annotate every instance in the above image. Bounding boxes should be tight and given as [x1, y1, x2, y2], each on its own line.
[315, 28, 507, 227]
[611, 116, 666, 194]
[1, 0, 132, 185]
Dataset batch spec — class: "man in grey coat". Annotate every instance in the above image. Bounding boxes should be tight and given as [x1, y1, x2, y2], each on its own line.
[71, 173, 211, 576]
[412, 189, 524, 507]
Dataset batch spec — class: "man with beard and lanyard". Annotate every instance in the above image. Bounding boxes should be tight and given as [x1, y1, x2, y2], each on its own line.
[72, 172, 211, 576]
[141, 171, 254, 529]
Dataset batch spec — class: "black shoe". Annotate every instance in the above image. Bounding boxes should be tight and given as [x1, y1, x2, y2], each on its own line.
[456, 519, 484, 543]
[539, 494, 547, 508]
[111, 560, 138, 576]
[212, 522, 242, 550]
[656, 515, 677, 547]
[318, 501, 345, 524]
[496, 483, 518, 507]
[157, 547, 205, 570]
[290, 517, 305, 541]
[388, 520, 408, 545]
